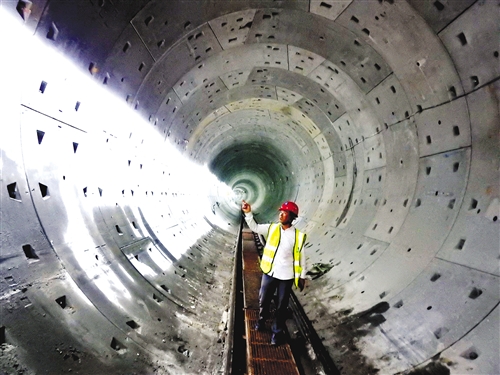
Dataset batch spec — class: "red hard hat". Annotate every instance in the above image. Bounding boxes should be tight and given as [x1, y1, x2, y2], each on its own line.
[279, 201, 299, 216]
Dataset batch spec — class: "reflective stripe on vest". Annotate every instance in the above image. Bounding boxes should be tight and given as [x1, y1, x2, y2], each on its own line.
[260, 223, 307, 288]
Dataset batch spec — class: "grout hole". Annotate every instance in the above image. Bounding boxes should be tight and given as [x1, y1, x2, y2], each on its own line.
[433, 327, 449, 339]
[430, 273, 441, 282]
[110, 337, 127, 353]
[46, 22, 59, 41]
[448, 199, 456, 209]
[37, 130, 45, 145]
[449, 86, 457, 98]
[144, 15, 154, 26]
[39, 81, 47, 93]
[55, 295, 68, 309]
[468, 287, 482, 299]
[39, 183, 49, 198]
[22, 244, 38, 259]
[433, 0, 445, 11]
[455, 238, 466, 250]
[469, 198, 478, 210]
[7, 182, 21, 201]
[460, 348, 479, 361]
[457, 32, 467, 46]
[126, 320, 140, 329]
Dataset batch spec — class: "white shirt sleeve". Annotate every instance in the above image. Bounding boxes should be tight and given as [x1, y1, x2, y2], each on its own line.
[244, 213, 270, 236]
[300, 246, 307, 279]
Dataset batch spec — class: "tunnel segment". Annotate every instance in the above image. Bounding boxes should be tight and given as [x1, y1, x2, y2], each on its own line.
[1, 1, 499, 374]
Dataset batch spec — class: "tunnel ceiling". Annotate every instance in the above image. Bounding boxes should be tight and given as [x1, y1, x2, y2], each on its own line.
[1, 1, 499, 375]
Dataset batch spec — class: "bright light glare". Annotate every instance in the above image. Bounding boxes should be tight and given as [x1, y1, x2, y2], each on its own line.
[0, 7, 233, 305]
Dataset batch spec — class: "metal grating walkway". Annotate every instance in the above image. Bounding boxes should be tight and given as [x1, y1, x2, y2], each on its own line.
[241, 229, 300, 375]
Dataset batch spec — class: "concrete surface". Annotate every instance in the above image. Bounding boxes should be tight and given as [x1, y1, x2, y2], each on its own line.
[0, 1, 498, 374]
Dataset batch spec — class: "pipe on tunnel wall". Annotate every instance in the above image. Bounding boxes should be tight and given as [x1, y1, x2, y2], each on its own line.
[0, 1, 499, 374]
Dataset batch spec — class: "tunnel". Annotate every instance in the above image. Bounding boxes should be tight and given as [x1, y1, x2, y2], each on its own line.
[0, 1, 498, 374]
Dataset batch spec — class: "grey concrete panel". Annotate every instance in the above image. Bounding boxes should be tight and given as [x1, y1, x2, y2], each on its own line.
[307, 156, 337, 222]
[103, 24, 156, 101]
[311, 61, 384, 141]
[367, 73, 413, 127]
[340, 167, 386, 236]
[362, 133, 387, 171]
[435, 304, 499, 375]
[288, 45, 326, 76]
[323, 175, 350, 224]
[175, 75, 228, 104]
[393, 148, 470, 250]
[131, 1, 308, 60]
[220, 69, 253, 89]
[32, 0, 148, 73]
[438, 0, 500, 94]
[247, 8, 391, 93]
[309, 0, 353, 21]
[408, 0, 476, 33]
[331, 113, 360, 154]
[134, 25, 224, 119]
[276, 86, 303, 104]
[155, 89, 184, 135]
[436, 82, 500, 276]
[246, 66, 346, 124]
[365, 120, 419, 243]
[336, 0, 464, 109]
[1, 269, 163, 374]
[355, 258, 500, 372]
[208, 9, 257, 50]
[2, 0, 49, 33]
[0, 136, 63, 288]
[304, 231, 389, 289]
[414, 97, 472, 157]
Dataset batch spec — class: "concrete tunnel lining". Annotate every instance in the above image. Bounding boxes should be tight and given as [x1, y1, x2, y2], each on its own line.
[0, 1, 499, 374]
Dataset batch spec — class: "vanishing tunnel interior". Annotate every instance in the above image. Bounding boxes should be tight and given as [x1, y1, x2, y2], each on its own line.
[0, 1, 499, 374]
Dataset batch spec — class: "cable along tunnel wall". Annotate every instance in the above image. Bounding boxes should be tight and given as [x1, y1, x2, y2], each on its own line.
[0, 1, 499, 375]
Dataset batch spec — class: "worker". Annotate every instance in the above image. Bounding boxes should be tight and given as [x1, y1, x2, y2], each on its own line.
[241, 200, 307, 346]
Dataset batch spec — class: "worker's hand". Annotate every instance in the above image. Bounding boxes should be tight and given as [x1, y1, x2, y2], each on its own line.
[241, 200, 251, 213]
[298, 278, 306, 292]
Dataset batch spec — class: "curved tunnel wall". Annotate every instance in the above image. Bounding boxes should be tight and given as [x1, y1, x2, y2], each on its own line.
[1, 1, 499, 374]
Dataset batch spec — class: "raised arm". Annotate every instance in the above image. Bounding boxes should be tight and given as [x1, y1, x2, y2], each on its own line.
[241, 200, 270, 236]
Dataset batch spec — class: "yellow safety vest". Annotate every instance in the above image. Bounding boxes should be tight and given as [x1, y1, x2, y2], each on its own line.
[260, 223, 307, 288]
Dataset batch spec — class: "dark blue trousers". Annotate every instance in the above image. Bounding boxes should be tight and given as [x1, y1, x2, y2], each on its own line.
[258, 273, 294, 336]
